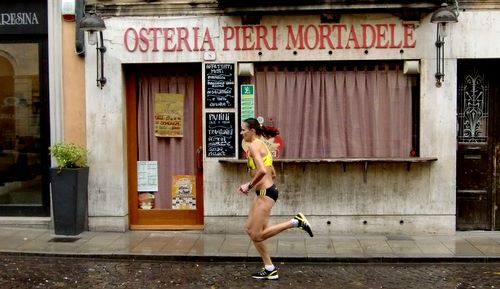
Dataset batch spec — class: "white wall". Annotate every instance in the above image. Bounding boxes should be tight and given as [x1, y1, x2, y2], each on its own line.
[85, 52, 129, 231]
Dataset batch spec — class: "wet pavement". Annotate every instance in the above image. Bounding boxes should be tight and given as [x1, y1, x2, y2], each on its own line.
[1, 228, 499, 261]
[1, 227, 499, 288]
[1, 254, 499, 289]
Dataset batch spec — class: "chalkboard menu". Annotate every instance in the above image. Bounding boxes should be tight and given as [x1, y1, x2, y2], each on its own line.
[205, 63, 235, 108]
[206, 112, 236, 157]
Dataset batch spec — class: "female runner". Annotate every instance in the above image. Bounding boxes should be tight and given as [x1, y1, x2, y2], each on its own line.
[238, 118, 313, 280]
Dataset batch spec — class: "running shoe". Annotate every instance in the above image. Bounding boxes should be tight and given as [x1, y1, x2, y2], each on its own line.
[251, 268, 279, 280]
[294, 212, 314, 237]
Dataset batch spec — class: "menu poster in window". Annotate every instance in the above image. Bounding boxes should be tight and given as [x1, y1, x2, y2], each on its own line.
[205, 63, 234, 108]
[206, 112, 236, 157]
[172, 175, 196, 210]
[154, 93, 184, 137]
[137, 161, 158, 192]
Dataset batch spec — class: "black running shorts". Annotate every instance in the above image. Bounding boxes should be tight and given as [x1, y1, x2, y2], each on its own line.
[255, 184, 279, 202]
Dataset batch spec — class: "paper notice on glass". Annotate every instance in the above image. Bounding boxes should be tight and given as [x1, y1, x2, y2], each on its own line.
[137, 161, 158, 192]
[154, 93, 184, 137]
[172, 175, 196, 210]
[240, 84, 254, 122]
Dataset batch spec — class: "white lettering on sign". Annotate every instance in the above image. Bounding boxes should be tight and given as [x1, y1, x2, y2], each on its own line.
[0, 12, 39, 25]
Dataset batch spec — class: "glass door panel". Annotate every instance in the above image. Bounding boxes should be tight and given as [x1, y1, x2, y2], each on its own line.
[0, 43, 43, 206]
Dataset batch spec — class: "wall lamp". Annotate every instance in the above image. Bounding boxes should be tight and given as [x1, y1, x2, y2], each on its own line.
[79, 11, 107, 89]
[430, 3, 458, 87]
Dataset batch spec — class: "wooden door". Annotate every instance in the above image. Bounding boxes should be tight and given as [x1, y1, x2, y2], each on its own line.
[126, 64, 203, 230]
[456, 60, 498, 230]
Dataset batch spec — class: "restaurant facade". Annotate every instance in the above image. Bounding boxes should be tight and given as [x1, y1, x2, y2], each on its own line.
[2, 0, 499, 234]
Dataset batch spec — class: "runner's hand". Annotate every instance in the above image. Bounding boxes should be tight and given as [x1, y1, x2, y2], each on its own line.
[238, 183, 250, 195]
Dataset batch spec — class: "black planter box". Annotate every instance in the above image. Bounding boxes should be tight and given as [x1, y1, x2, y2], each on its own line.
[50, 167, 89, 235]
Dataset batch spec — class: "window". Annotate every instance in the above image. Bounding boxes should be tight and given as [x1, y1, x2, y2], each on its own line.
[0, 42, 49, 215]
[457, 67, 488, 144]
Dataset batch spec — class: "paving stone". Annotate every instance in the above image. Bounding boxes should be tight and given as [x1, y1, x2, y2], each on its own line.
[0, 254, 498, 289]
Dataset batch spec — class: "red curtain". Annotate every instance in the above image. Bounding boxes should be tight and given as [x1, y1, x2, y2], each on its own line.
[254, 64, 412, 158]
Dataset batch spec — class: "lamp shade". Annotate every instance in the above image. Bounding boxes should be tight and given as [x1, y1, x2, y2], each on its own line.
[431, 4, 458, 24]
[79, 11, 106, 32]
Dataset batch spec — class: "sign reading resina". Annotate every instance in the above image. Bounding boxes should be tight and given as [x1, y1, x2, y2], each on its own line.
[0, 1, 47, 35]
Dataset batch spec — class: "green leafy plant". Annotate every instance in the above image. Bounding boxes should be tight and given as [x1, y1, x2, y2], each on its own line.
[49, 143, 88, 168]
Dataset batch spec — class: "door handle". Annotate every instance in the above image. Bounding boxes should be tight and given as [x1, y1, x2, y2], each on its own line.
[196, 146, 203, 171]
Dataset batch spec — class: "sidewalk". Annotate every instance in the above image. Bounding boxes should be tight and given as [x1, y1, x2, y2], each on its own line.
[0, 227, 499, 262]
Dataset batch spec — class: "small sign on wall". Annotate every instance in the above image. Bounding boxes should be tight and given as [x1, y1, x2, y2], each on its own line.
[240, 84, 255, 121]
[172, 175, 196, 210]
[205, 112, 236, 157]
[205, 63, 235, 108]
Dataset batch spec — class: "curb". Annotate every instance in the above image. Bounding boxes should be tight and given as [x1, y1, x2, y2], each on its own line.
[1, 251, 499, 263]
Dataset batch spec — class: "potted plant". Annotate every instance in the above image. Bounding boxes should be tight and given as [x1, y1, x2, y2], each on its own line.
[49, 143, 89, 235]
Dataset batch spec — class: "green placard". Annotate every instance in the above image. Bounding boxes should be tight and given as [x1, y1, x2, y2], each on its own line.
[241, 84, 255, 121]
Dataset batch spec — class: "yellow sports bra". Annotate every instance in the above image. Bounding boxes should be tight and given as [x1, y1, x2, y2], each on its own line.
[247, 139, 273, 170]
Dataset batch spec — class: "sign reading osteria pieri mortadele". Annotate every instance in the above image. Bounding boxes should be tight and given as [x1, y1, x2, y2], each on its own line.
[154, 93, 184, 137]
[123, 22, 417, 54]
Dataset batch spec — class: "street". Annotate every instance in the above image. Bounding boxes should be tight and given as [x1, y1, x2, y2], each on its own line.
[0, 254, 499, 289]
